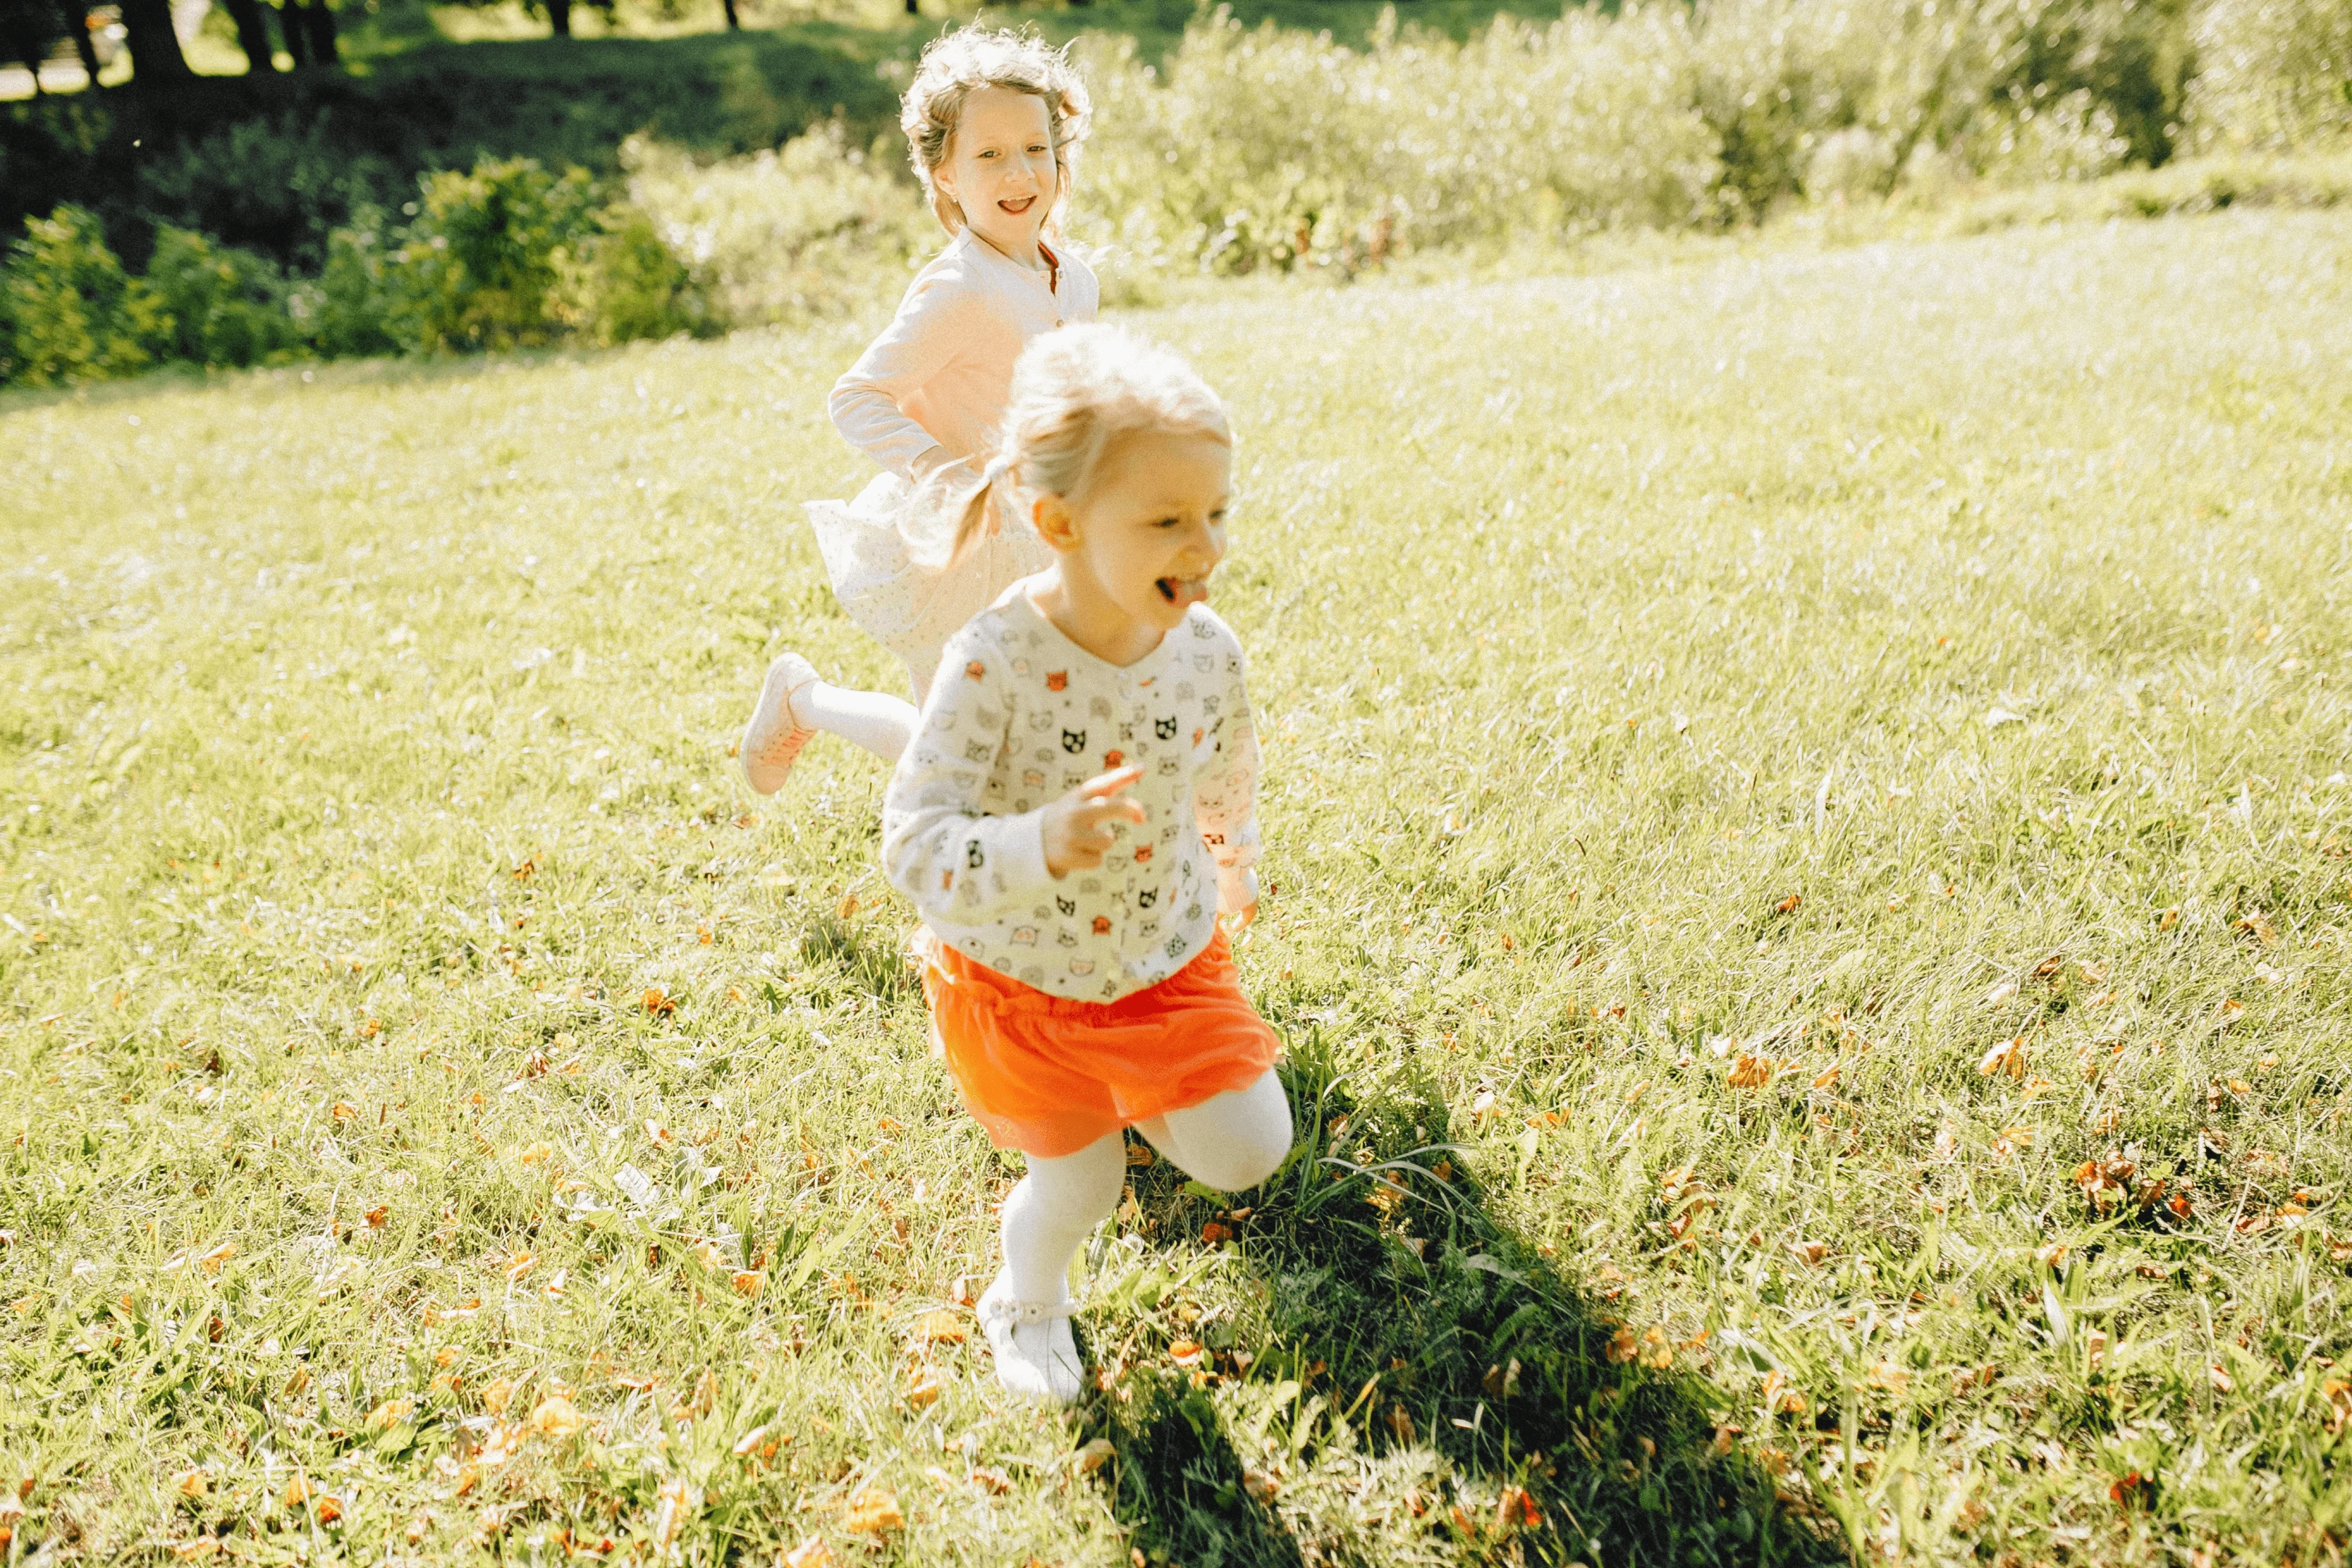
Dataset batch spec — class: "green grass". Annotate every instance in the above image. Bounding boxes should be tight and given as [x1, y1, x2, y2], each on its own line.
[4, 208, 2351, 1565]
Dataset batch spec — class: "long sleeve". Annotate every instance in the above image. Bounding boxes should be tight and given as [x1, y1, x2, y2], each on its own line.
[827, 271, 984, 479]
[882, 629, 1055, 925]
[1193, 656, 1262, 915]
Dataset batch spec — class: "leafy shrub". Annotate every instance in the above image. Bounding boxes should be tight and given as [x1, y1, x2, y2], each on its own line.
[618, 125, 934, 328]
[0, 205, 169, 387]
[298, 218, 401, 361]
[559, 203, 711, 346]
[1074, 9, 1720, 276]
[384, 159, 597, 354]
[133, 113, 402, 270]
[142, 228, 306, 369]
[2186, 0, 2352, 149]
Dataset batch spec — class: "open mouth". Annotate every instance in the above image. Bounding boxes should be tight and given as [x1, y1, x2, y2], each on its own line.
[1155, 575, 1209, 608]
[998, 195, 1037, 216]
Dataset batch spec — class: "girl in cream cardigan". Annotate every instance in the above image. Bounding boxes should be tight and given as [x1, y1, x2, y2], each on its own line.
[738, 25, 1102, 792]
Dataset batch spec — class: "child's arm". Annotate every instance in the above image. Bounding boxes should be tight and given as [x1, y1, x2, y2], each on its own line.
[881, 639, 1148, 923]
[828, 274, 981, 481]
[1193, 649, 1263, 923]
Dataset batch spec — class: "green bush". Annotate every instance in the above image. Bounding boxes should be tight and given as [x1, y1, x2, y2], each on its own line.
[617, 125, 934, 327]
[384, 159, 599, 354]
[142, 228, 306, 369]
[298, 218, 403, 362]
[1075, 9, 1720, 275]
[560, 203, 711, 346]
[2186, 0, 2352, 150]
[133, 113, 402, 271]
[0, 205, 170, 388]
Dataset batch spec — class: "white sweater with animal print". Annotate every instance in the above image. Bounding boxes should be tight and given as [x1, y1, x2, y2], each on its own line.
[881, 584, 1262, 1003]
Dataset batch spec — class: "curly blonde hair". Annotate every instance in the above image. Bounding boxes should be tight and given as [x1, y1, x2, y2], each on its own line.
[900, 25, 1093, 235]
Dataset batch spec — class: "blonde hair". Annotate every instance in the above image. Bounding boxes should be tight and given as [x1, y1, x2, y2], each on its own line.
[900, 25, 1092, 236]
[950, 324, 1232, 569]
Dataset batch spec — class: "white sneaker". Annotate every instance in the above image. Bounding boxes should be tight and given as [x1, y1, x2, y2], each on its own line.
[977, 1270, 1084, 1405]
[738, 653, 819, 796]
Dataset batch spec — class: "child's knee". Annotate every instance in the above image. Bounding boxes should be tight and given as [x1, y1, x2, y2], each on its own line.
[1189, 1116, 1294, 1193]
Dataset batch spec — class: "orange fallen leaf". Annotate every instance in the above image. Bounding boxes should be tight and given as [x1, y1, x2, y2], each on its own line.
[1495, 1485, 1543, 1530]
[730, 1270, 763, 1299]
[531, 1395, 585, 1437]
[843, 1487, 903, 1534]
[481, 1377, 515, 1416]
[363, 1397, 412, 1431]
[783, 1539, 835, 1568]
[1977, 1037, 2028, 1078]
[504, 1253, 536, 1283]
[1200, 1222, 1231, 1246]
[173, 1468, 210, 1498]
[1606, 1326, 1638, 1363]
[517, 1142, 553, 1165]
[330, 1101, 359, 1122]
[1169, 1340, 1205, 1368]
[912, 1310, 966, 1344]
[364, 1205, 389, 1230]
[642, 988, 676, 1017]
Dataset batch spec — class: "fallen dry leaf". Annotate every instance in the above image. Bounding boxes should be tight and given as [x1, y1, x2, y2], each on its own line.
[1978, 1037, 2028, 1079]
[844, 1486, 903, 1534]
[531, 1395, 585, 1437]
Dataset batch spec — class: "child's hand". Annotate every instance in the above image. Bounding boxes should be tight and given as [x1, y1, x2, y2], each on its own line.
[1042, 767, 1146, 878]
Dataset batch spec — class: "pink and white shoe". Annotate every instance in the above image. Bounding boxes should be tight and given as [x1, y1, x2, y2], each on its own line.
[738, 653, 819, 796]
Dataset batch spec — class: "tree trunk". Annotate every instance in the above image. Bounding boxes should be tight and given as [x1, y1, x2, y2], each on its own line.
[301, 0, 335, 66]
[719, 0, 738, 29]
[59, 0, 102, 83]
[219, 0, 277, 73]
[277, 0, 309, 66]
[545, 0, 571, 34]
[118, 0, 193, 82]
[902, 0, 915, 14]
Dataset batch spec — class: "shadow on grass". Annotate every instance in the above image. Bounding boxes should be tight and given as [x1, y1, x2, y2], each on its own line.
[1083, 1031, 1849, 1568]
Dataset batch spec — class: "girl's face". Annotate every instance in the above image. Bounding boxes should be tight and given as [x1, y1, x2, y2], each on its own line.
[1042, 430, 1233, 645]
[934, 86, 1059, 261]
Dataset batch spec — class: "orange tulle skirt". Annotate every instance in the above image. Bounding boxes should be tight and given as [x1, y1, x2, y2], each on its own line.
[921, 929, 1281, 1159]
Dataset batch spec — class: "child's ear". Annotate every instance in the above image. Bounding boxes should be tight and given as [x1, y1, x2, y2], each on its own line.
[1032, 492, 1080, 551]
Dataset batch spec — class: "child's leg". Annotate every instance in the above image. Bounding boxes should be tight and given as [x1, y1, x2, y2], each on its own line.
[738, 653, 919, 793]
[1134, 1071, 1293, 1194]
[788, 679, 919, 764]
[984, 1131, 1124, 1403]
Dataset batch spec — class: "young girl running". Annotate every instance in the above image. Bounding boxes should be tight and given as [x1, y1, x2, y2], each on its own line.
[738, 25, 1100, 793]
[882, 324, 1292, 1403]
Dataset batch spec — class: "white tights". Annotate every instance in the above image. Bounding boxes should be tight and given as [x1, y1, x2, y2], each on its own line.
[787, 680, 920, 766]
[786, 644, 939, 767]
[999, 1069, 1294, 1306]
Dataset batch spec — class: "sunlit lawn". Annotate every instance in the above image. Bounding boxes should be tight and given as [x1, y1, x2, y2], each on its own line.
[3, 210, 2349, 1566]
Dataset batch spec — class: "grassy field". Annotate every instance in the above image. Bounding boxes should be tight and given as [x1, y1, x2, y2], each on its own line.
[4, 209, 2351, 1566]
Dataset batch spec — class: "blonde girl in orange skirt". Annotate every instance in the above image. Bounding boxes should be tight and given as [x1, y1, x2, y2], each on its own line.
[881, 324, 1292, 1404]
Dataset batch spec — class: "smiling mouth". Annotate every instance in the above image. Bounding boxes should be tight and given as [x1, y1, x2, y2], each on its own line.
[1155, 575, 1210, 608]
[998, 195, 1037, 215]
